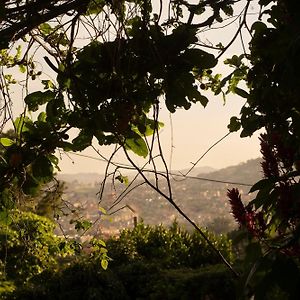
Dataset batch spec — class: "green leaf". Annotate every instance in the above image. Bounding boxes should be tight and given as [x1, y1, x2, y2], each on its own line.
[19, 64, 26, 73]
[233, 87, 249, 98]
[86, 0, 106, 15]
[116, 175, 129, 185]
[135, 118, 164, 136]
[42, 80, 54, 90]
[187, 88, 209, 107]
[74, 219, 92, 231]
[32, 156, 53, 182]
[98, 207, 107, 215]
[221, 5, 234, 16]
[25, 91, 56, 112]
[37, 112, 47, 122]
[39, 23, 53, 35]
[224, 55, 243, 67]
[97, 239, 106, 247]
[182, 48, 217, 69]
[251, 188, 273, 210]
[48, 154, 60, 171]
[71, 130, 93, 151]
[14, 116, 32, 135]
[125, 133, 148, 158]
[251, 21, 268, 35]
[228, 116, 241, 132]
[197, 94, 208, 107]
[0, 137, 14, 147]
[249, 178, 275, 193]
[101, 259, 108, 270]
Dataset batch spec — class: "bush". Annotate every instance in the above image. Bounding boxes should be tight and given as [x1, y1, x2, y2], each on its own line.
[115, 262, 236, 300]
[106, 221, 234, 268]
[0, 210, 72, 284]
[3, 218, 236, 299]
[12, 260, 128, 300]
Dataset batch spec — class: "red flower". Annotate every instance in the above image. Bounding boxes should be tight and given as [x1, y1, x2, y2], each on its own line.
[227, 189, 266, 238]
[227, 188, 246, 226]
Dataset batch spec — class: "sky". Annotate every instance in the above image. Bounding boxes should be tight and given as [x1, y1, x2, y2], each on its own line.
[3, 0, 262, 174]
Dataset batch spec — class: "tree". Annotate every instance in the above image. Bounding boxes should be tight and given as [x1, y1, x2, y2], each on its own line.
[1, 0, 300, 298]
[0, 0, 240, 275]
[222, 1, 300, 298]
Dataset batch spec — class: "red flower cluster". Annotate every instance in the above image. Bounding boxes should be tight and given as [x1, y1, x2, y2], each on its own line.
[227, 188, 246, 226]
[227, 188, 266, 237]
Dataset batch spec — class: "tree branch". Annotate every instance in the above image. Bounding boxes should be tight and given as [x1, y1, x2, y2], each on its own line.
[0, 0, 90, 46]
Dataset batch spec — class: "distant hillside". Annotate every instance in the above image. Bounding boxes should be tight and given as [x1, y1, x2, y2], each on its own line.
[57, 172, 103, 184]
[201, 158, 262, 185]
[57, 166, 217, 185]
[58, 158, 262, 236]
[173, 166, 216, 177]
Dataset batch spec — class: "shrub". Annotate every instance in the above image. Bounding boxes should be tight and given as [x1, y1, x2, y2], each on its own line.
[106, 221, 234, 268]
[0, 210, 72, 284]
[10, 259, 128, 300]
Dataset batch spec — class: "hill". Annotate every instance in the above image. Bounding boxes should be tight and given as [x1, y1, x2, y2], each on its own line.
[57, 166, 216, 185]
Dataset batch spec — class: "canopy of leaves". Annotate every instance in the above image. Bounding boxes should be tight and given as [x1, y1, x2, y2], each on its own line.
[1, 0, 300, 299]
[0, 0, 232, 202]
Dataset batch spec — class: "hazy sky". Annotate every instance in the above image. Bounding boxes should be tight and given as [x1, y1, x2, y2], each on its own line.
[4, 1, 261, 174]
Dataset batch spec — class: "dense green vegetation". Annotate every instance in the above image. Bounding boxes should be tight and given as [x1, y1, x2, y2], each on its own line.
[0, 218, 236, 299]
[1, 0, 300, 299]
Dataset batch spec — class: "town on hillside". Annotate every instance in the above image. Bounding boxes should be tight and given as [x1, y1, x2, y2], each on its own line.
[56, 158, 262, 238]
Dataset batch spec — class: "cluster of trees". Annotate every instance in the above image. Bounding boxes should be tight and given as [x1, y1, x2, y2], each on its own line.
[0, 0, 300, 298]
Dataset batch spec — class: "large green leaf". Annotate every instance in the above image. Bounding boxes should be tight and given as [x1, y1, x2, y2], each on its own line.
[135, 116, 164, 136]
[249, 178, 275, 193]
[32, 156, 53, 182]
[125, 133, 148, 158]
[181, 48, 217, 69]
[25, 91, 56, 112]
[71, 130, 93, 151]
[0, 137, 14, 147]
